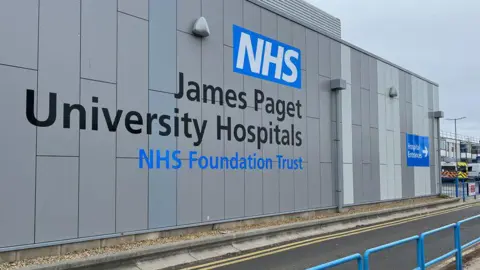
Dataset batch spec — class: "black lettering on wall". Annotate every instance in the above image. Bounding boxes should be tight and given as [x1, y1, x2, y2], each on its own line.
[203, 84, 223, 105]
[125, 111, 143, 134]
[187, 81, 200, 102]
[63, 103, 86, 129]
[92, 96, 99, 130]
[25, 89, 57, 127]
[146, 113, 158, 135]
[103, 109, 123, 131]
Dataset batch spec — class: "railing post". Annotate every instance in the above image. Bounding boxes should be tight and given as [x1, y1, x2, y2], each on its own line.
[357, 256, 363, 270]
[417, 237, 425, 270]
[456, 177, 459, 198]
[462, 180, 466, 202]
[363, 252, 369, 270]
[475, 181, 478, 200]
[455, 223, 463, 270]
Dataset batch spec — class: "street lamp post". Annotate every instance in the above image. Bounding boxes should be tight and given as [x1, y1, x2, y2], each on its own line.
[445, 117, 466, 167]
[445, 117, 466, 199]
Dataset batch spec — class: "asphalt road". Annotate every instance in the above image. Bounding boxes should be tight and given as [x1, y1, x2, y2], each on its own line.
[193, 204, 480, 270]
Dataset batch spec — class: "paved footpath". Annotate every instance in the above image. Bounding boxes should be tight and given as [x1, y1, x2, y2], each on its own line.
[183, 204, 480, 270]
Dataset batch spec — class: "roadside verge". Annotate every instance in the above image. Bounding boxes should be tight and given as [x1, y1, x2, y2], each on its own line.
[11, 197, 470, 270]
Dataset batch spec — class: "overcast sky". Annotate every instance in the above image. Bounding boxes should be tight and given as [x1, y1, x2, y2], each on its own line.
[307, 0, 480, 139]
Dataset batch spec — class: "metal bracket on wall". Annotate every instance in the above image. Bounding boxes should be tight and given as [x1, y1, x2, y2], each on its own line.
[429, 111, 445, 119]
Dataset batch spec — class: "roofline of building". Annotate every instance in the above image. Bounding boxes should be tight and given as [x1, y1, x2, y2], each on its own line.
[247, 0, 439, 87]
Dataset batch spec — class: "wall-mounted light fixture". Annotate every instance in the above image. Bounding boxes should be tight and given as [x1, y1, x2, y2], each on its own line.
[192, 17, 210, 38]
[388, 87, 398, 98]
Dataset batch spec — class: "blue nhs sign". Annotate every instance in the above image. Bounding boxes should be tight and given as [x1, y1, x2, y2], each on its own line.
[233, 25, 302, 89]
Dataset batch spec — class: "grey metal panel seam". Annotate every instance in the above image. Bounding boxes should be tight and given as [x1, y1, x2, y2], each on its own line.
[77, 0, 82, 239]
[33, 0, 40, 244]
[246, 0, 439, 87]
[147, 0, 150, 229]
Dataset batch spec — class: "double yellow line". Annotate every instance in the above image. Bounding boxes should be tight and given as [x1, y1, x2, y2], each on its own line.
[183, 205, 472, 270]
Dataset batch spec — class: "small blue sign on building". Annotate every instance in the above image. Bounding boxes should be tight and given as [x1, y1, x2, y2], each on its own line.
[406, 133, 430, 167]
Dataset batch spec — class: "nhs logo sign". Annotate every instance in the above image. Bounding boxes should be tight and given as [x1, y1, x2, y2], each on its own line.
[233, 25, 302, 89]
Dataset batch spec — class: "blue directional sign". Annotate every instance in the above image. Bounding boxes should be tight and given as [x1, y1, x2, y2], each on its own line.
[406, 133, 430, 167]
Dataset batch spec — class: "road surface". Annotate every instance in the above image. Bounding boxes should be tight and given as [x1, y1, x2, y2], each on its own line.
[184, 204, 480, 270]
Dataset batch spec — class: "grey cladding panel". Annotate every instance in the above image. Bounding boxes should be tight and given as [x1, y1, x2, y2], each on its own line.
[406, 102, 413, 134]
[261, 8, 277, 38]
[0, 67, 36, 247]
[224, 0, 243, 47]
[177, 165, 202, 225]
[225, 169, 245, 219]
[245, 108, 263, 216]
[177, 0, 200, 33]
[149, 168, 177, 228]
[116, 13, 148, 158]
[406, 74, 413, 103]
[330, 40, 341, 79]
[81, 0, 116, 83]
[428, 84, 434, 110]
[362, 164, 372, 202]
[307, 117, 321, 208]
[263, 163, 280, 214]
[279, 169, 295, 212]
[0, 0, 38, 69]
[201, 103, 225, 222]
[292, 23, 306, 71]
[351, 50, 362, 126]
[320, 163, 334, 207]
[370, 127, 381, 201]
[306, 29, 319, 118]
[79, 80, 116, 237]
[116, 159, 148, 232]
[36, 157, 79, 243]
[352, 125, 363, 203]
[148, 91, 177, 228]
[37, 0, 80, 156]
[149, 0, 176, 93]
[294, 73, 307, 160]
[294, 165, 308, 210]
[319, 90, 332, 163]
[361, 89, 371, 163]
[369, 60, 378, 128]
[201, 0, 223, 95]
[277, 16, 293, 44]
[361, 54, 370, 89]
[177, 32, 202, 158]
[318, 35, 331, 78]
[118, 0, 148, 19]
[202, 170, 225, 221]
[262, 81, 279, 158]
[399, 71, 407, 133]
[244, 1, 261, 33]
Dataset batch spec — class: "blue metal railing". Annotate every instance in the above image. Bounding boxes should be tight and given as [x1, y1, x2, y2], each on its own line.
[305, 253, 363, 270]
[307, 214, 480, 270]
[418, 223, 459, 269]
[364, 236, 420, 270]
[441, 178, 479, 202]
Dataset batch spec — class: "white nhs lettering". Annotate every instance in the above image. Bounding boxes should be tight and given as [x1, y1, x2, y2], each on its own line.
[233, 25, 302, 89]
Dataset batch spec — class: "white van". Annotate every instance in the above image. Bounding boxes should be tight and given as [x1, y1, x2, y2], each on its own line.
[468, 163, 480, 179]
